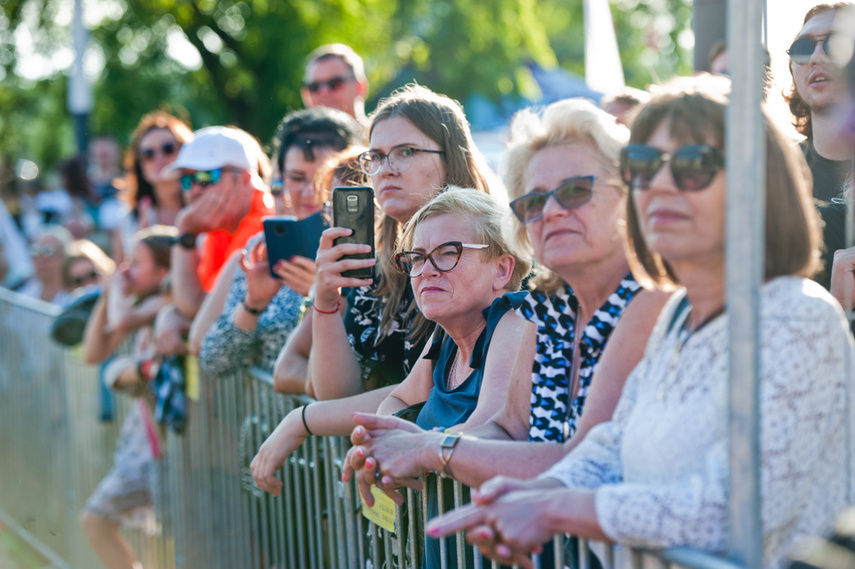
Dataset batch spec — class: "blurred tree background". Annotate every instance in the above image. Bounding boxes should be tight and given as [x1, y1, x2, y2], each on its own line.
[0, 0, 692, 178]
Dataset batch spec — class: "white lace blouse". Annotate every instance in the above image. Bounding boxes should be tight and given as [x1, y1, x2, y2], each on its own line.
[541, 276, 855, 568]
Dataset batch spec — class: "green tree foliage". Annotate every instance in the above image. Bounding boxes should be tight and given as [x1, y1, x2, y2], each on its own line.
[0, 0, 692, 175]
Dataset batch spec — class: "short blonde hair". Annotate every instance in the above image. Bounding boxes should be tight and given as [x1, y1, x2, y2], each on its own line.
[399, 186, 531, 292]
[625, 75, 821, 287]
[501, 98, 629, 292]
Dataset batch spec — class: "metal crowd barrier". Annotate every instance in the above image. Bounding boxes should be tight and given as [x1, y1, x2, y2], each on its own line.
[0, 288, 748, 569]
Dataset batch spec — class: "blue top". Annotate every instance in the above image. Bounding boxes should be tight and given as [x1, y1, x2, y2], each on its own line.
[415, 291, 527, 430]
[415, 291, 527, 569]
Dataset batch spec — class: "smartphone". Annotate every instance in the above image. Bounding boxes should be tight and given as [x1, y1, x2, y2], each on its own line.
[332, 186, 375, 279]
[262, 211, 328, 279]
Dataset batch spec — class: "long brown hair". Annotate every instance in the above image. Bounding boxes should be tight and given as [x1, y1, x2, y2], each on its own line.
[784, 2, 855, 138]
[367, 85, 492, 340]
[123, 111, 194, 218]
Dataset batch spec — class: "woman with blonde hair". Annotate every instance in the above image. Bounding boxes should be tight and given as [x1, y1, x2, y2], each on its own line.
[429, 75, 854, 569]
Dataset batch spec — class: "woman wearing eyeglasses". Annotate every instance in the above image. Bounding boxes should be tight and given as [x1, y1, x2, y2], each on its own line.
[251, 85, 496, 489]
[428, 76, 854, 569]
[112, 111, 194, 262]
[343, 98, 668, 568]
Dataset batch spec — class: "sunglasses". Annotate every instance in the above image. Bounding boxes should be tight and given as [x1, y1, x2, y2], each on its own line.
[30, 243, 62, 258]
[787, 33, 838, 65]
[509, 176, 595, 224]
[394, 241, 489, 278]
[303, 75, 353, 93]
[71, 270, 100, 287]
[619, 144, 724, 191]
[179, 168, 240, 192]
[270, 179, 284, 197]
[139, 142, 177, 162]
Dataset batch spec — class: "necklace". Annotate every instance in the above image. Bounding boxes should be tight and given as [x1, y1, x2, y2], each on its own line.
[657, 304, 726, 402]
[447, 349, 462, 390]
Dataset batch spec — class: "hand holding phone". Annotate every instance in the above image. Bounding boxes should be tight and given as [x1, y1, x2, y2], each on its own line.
[262, 211, 328, 279]
[331, 187, 375, 279]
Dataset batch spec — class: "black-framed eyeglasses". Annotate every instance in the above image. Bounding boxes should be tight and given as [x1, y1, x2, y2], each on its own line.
[303, 75, 354, 93]
[619, 144, 724, 192]
[179, 168, 240, 192]
[358, 146, 446, 176]
[394, 241, 489, 278]
[509, 176, 596, 224]
[787, 33, 838, 65]
[139, 142, 177, 162]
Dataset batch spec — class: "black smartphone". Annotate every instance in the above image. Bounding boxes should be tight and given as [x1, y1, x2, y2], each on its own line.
[262, 211, 328, 279]
[332, 186, 375, 279]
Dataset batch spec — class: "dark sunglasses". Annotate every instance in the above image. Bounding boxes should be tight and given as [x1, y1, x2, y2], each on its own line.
[509, 176, 595, 224]
[303, 75, 353, 93]
[139, 142, 177, 162]
[620, 144, 724, 191]
[787, 33, 838, 65]
[179, 168, 239, 192]
[71, 270, 100, 286]
[394, 241, 489, 278]
[270, 179, 285, 197]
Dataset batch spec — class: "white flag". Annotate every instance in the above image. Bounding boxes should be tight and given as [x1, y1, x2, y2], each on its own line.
[584, 0, 626, 96]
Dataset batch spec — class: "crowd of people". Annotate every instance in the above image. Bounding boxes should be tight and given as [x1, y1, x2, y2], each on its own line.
[4, 4, 855, 568]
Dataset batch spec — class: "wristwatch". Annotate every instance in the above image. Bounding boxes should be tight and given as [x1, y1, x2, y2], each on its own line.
[439, 433, 462, 478]
[174, 232, 197, 250]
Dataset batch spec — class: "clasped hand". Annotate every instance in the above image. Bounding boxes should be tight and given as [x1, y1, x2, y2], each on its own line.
[342, 413, 437, 506]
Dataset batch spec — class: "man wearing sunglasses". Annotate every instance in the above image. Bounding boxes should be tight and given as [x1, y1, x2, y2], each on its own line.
[786, 3, 853, 202]
[160, 126, 273, 333]
[301, 43, 369, 125]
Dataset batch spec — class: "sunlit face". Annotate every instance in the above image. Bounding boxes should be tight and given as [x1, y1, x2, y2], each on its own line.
[521, 143, 626, 276]
[631, 120, 726, 269]
[31, 235, 64, 281]
[791, 10, 848, 115]
[122, 242, 167, 298]
[138, 128, 180, 186]
[409, 214, 505, 325]
[368, 116, 447, 224]
[283, 145, 336, 219]
[301, 57, 363, 118]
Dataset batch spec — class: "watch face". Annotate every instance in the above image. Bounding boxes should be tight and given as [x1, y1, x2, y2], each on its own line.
[178, 232, 196, 249]
[441, 435, 459, 449]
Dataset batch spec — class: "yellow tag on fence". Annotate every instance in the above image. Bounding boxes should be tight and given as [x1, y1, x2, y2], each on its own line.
[360, 487, 398, 533]
[185, 356, 200, 402]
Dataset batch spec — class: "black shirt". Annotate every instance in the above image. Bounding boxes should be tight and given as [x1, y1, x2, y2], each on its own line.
[801, 138, 850, 203]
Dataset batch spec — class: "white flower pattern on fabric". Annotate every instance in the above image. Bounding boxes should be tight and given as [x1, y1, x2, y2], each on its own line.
[541, 277, 854, 568]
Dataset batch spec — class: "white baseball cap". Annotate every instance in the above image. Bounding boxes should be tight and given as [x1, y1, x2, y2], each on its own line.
[163, 126, 260, 178]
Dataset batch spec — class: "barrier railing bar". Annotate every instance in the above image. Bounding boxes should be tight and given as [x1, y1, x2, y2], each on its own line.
[0, 507, 71, 569]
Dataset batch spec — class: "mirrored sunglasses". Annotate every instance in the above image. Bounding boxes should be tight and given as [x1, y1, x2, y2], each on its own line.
[180, 168, 239, 192]
[619, 144, 723, 191]
[30, 243, 62, 258]
[509, 176, 596, 224]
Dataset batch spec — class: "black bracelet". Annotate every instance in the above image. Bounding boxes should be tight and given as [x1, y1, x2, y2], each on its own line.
[241, 298, 266, 316]
[301, 403, 314, 436]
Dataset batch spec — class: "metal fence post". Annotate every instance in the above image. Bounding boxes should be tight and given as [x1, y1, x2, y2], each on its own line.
[725, 0, 765, 567]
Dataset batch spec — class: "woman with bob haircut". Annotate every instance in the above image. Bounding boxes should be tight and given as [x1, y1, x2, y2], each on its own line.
[428, 75, 855, 569]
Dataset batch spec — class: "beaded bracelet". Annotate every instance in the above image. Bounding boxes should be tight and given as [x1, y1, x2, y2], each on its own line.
[312, 301, 341, 315]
